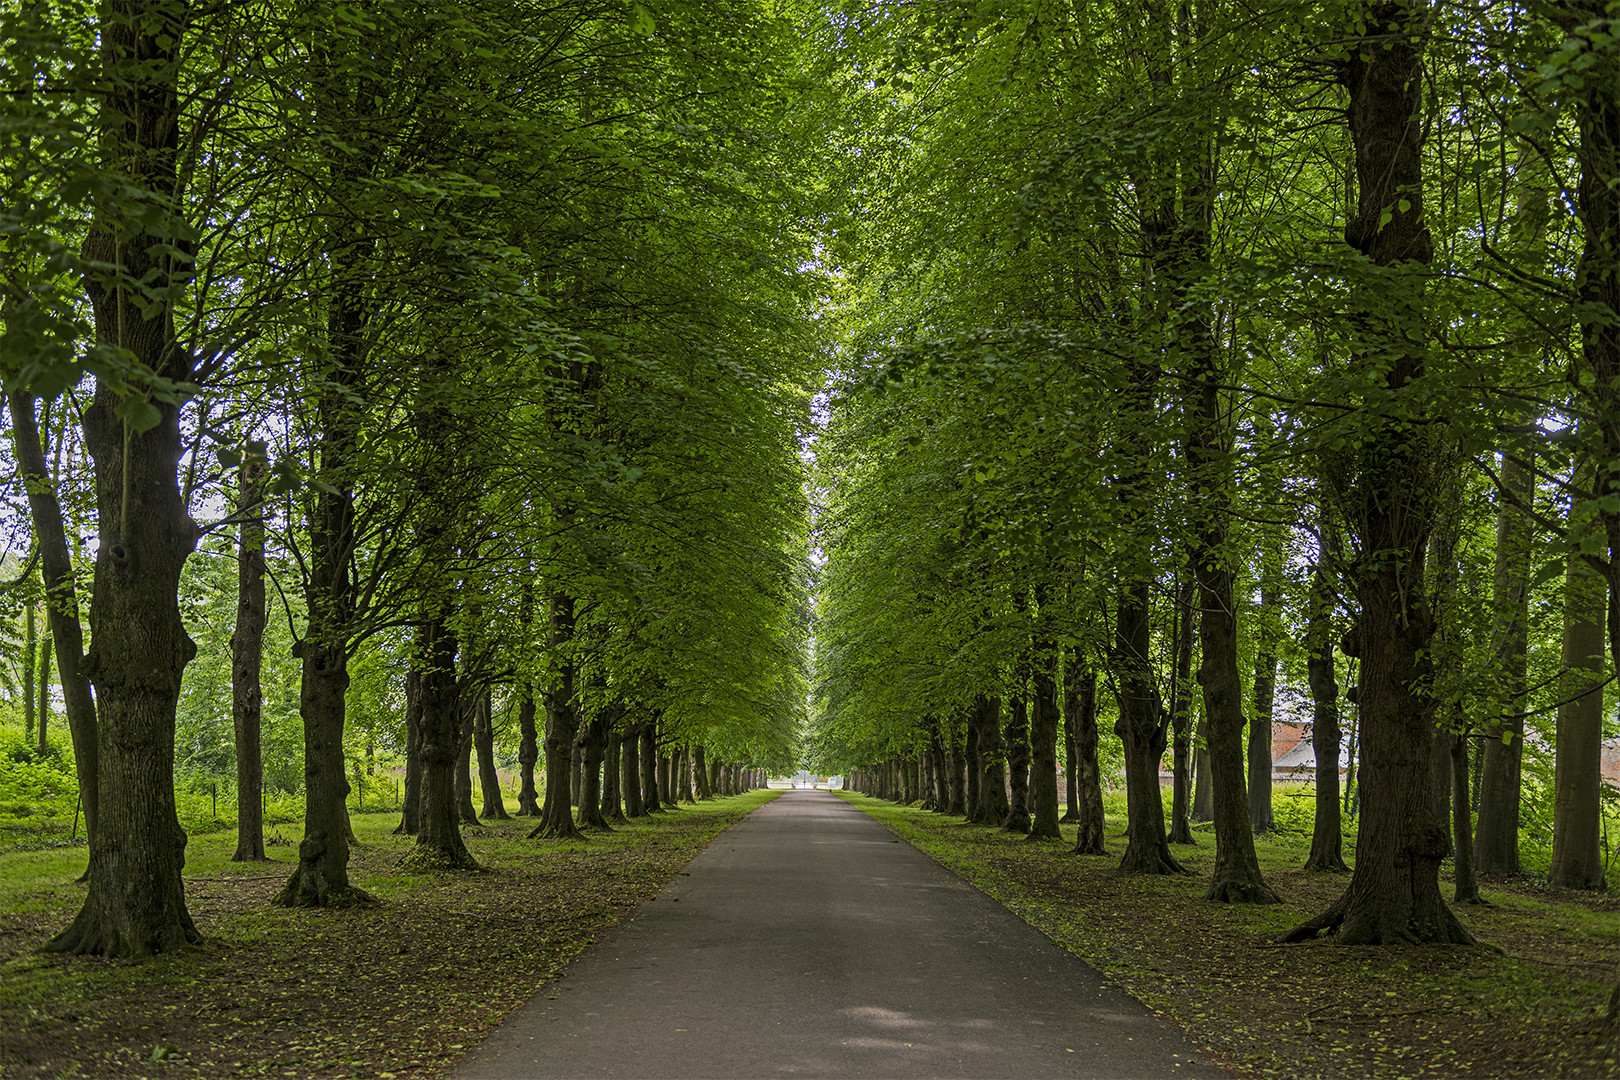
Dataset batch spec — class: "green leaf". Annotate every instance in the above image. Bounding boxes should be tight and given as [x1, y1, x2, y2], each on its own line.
[629, 1, 656, 36]
[116, 397, 162, 433]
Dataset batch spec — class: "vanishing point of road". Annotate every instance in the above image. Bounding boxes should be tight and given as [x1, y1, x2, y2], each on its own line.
[458, 789, 1229, 1079]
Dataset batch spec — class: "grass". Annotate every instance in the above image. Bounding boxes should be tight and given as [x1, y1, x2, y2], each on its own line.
[837, 790, 1620, 1080]
[0, 790, 779, 1079]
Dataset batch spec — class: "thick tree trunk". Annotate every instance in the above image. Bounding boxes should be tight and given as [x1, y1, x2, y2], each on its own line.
[529, 592, 583, 839]
[693, 745, 712, 799]
[1285, 2, 1470, 944]
[401, 619, 477, 870]
[576, 712, 610, 830]
[621, 724, 645, 817]
[395, 666, 423, 835]
[640, 722, 663, 812]
[1168, 576, 1196, 845]
[602, 724, 624, 822]
[946, 720, 967, 816]
[1114, 583, 1182, 875]
[455, 693, 479, 826]
[1002, 687, 1031, 833]
[1070, 665, 1108, 856]
[516, 689, 540, 816]
[1304, 551, 1347, 872]
[970, 694, 1008, 825]
[475, 691, 510, 821]
[1476, 453, 1532, 876]
[1550, 550, 1608, 890]
[47, 98, 204, 955]
[1028, 644, 1062, 839]
[278, 642, 367, 906]
[1194, 552, 1276, 902]
[36, 0, 215, 955]
[963, 714, 981, 821]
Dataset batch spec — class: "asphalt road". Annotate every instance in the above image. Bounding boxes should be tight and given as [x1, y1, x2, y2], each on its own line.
[457, 789, 1229, 1079]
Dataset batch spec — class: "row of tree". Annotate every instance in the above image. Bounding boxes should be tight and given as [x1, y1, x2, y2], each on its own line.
[1, 0, 818, 956]
[808, 0, 1619, 946]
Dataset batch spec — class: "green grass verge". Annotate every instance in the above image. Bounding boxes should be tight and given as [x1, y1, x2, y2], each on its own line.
[838, 790, 1620, 1080]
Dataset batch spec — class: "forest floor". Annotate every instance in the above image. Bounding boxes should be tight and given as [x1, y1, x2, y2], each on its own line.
[0, 790, 779, 1079]
[844, 792, 1620, 1080]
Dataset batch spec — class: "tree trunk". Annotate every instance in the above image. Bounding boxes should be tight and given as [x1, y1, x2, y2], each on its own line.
[395, 666, 423, 835]
[23, 601, 35, 744]
[1248, 570, 1280, 836]
[1028, 643, 1061, 839]
[400, 619, 477, 871]
[228, 460, 268, 860]
[1284, 2, 1470, 944]
[963, 714, 981, 821]
[1303, 533, 1347, 872]
[970, 694, 1008, 825]
[1476, 453, 1533, 876]
[693, 744, 712, 799]
[475, 690, 510, 820]
[1194, 540, 1277, 902]
[602, 724, 624, 822]
[8, 341, 99, 887]
[1169, 575, 1196, 845]
[946, 720, 967, 816]
[46, 38, 204, 949]
[621, 723, 645, 818]
[640, 721, 663, 812]
[529, 592, 582, 839]
[1002, 686, 1031, 834]
[1114, 582, 1182, 875]
[576, 710, 610, 830]
[1451, 733, 1481, 904]
[1061, 686, 1080, 824]
[455, 692, 479, 826]
[1550, 549, 1608, 890]
[516, 689, 540, 816]
[1070, 664, 1108, 856]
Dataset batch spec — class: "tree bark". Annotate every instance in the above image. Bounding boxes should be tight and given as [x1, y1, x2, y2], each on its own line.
[1284, 1, 1470, 944]
[400, 618, 477, 870]
[1168, 575, 1196, 845]
[1248, 569, 1280, 835]
[231, 458, 268, 861]
[455, 691, 479, 826]
[693, 744, 712, 799]
[1303, 537, 1348, 873]
[475, 690, 510, 820]
[1550, 548, 1608, 890]
[1028, 643, 1062, 839]
[946, 718, 967, 816]
[970, 694, 1008, 825]
[47, 0, 207, 957]
[395, 666, 423, 835]
[516, 688, 540, 816]
[602, 722, 624, 822]
[1114, 582, 1182, 875]
[1070, 663, 1108, 856]
[621, 723, 645, 818]
[1002, 684, 1032, 834]
[575, 709, 610, 829]
[529, 591, 583, 839]
[1061, 688, 1080, 824]
[640, 721, 663, 812]
[10, 382, 99, 855]
[1476, 452, 1533, 876]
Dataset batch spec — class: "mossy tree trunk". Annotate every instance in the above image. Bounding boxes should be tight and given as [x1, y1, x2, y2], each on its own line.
[49, 0, 200, 956]
[1284, 0, 1471, 944]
